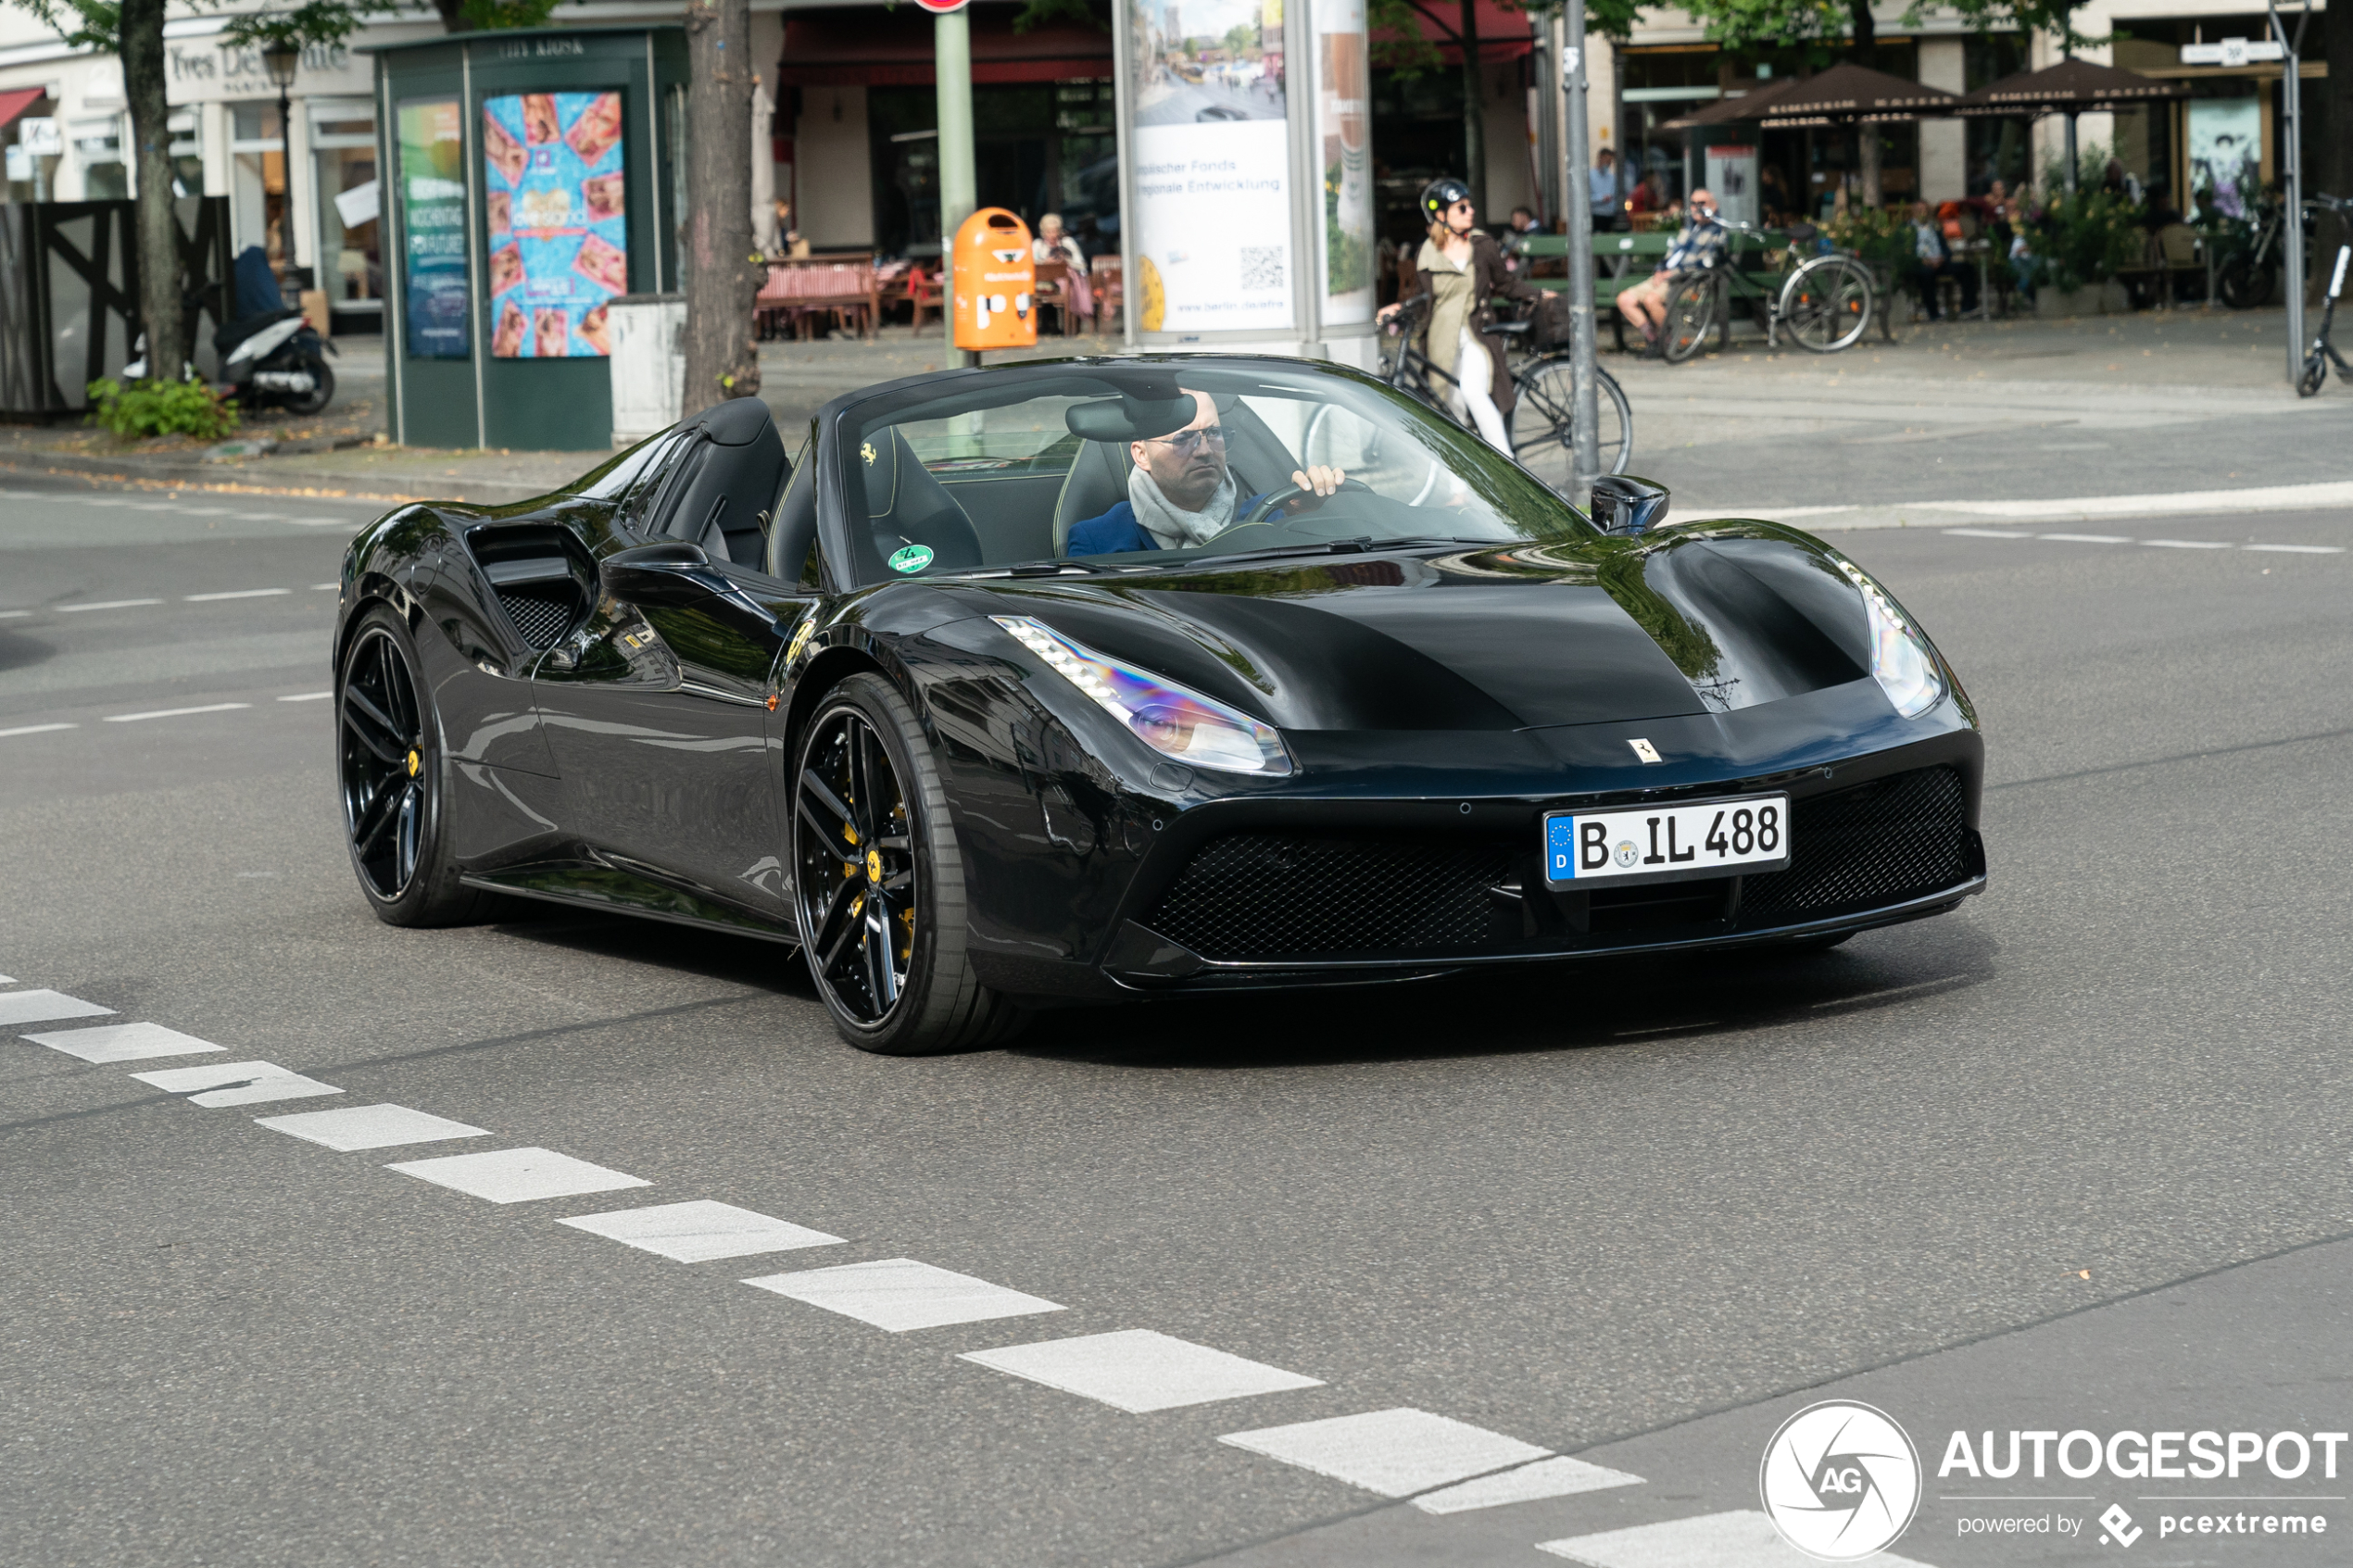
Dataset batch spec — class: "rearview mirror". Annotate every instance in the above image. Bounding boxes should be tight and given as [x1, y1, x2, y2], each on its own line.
[1588, 474, 1670, 537]
[598, 540, 716, 608]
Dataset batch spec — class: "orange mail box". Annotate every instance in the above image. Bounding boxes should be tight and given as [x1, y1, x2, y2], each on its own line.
[952, 207, 1038, 351]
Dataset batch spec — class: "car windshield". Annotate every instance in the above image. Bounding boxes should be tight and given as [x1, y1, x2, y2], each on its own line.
[837, 358, 1593, 586]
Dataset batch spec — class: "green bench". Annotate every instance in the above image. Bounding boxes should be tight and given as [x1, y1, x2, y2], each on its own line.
[1504, 231, 1782, 351]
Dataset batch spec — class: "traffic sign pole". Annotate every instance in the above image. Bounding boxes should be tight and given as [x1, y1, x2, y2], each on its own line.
[927, 0, 979, 367]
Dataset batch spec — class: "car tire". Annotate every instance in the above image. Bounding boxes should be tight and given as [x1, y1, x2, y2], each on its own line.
[791, 671, 1027, 1054]
[337, 605, 497, 927]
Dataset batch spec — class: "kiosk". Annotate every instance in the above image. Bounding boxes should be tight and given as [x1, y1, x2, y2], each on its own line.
[371, 26, 687, 450]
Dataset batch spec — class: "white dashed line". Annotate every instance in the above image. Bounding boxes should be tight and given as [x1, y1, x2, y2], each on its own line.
[741, 1257, 1066, 1332]
[2141, 538, 2233, 549]
[311, 582, 339, 590]
[0, 608, 29, 618]
[1218, 1408, 1551, 1498]
[2245, 542, 2344, 553]
[962, 1329, 1324, 1414]
[558, 1199, 844, 1261]
[57, 598, 164, 613]
[0, 721, 76, 737]
[1940, 528, 2028, 539]
[185, 587, 292, 601]
[386, 1147, 651, 1203]
[28, 1022, 221, 1062]
[0, 991, 119, 1027]
[1539, 1510, 1936, 1566]
[131, 1060, 343, 1106]
[1413, 1455, 1645, 1514]
[277, 691, 333, 702]
[103, 703, 252, 722]
[256, 1103, 490, 1151]
[2038, 533, 2133, 544]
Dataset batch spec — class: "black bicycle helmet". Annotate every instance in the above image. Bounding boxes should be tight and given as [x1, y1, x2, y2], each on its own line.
[1418, 178, 1473, 227]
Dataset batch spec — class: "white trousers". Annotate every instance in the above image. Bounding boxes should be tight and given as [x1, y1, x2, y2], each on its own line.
[1447, 325, 1514, 455]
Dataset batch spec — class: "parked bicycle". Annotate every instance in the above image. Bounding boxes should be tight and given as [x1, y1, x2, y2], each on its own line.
[2215, 193, 2345, 310]
[1365, 294, 1632, 493]
[1658, 223, 1876, 364]
[2298, 239, 2350, 397]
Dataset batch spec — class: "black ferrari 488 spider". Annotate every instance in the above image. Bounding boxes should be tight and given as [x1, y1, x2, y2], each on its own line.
[333, 356, 1984, 1052]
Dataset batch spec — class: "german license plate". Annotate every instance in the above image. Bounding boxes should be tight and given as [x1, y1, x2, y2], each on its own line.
[1542, 794, 1791, 888]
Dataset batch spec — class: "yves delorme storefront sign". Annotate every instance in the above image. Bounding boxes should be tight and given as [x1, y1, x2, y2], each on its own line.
[167, 39, 371, 103]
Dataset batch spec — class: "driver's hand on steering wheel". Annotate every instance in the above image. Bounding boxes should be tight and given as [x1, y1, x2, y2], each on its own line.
[1284, 464, 1347, 513]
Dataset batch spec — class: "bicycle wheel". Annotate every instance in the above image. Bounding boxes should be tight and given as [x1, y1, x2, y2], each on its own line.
[1509, 357, 1633, 491]
[2217, 253, 2273, 310]
[1660, 277, 1715, 364]
[1781, 256, 1873, 352]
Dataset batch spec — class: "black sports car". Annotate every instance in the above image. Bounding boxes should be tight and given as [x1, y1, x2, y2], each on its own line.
[333, 356, 1984, 1053]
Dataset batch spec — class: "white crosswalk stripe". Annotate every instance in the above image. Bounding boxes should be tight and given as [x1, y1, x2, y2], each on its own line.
[131, 1060, 343, 1106]
[388, 1147, 651, 1203]
[0, 991, 119, 1027]
[961, 1329, 1322, 1413]
[1218, 1408, 1551, 1498]
[558, 1199, 844, 1261]
[742, 1258, 1065, 1332]
[1412, 1454, 1644, 1513]
[1539, 1510, 1937, 1567]
[256, 1103, 490, 1151]
[24, 1022, 219, 1062]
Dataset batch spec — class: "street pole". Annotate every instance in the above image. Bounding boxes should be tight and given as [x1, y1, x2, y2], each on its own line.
[2269, 0, 2306, 386]
[1561, 0, 1601, 501]
[937, 5, 978, 367]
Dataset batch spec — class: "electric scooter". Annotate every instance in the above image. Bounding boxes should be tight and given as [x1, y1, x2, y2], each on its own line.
[2297, 242, 2349, 398]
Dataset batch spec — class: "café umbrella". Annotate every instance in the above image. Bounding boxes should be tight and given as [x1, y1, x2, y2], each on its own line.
[1954, 56, 2187, 193]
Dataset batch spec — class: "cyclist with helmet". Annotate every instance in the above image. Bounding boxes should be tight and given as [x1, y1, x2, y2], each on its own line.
[1376, 178, 1541, 454]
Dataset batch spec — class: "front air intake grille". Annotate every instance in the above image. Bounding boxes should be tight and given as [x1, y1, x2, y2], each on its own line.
[1739, 765, 1969, 922]
[495, 584, 579, 650]
[1145, 833, 1516, 961]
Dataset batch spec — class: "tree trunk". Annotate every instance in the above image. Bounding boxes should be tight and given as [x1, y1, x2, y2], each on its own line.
[682, 0, 761, 407]
[1846, 0, 1878, 209]
[1459, 0, 1484, 216]
[120, 0, 185, 378]
[432, 0, 474, 32]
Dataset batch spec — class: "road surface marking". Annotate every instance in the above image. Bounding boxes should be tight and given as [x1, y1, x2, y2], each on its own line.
[311, 583, 339, 590]
[104, 703, 252, 722]
[2038, 533, 2133, 544]
[2141, 538, 2233, 549]
[131, 1060, 342, 1106]
[387, 1147, 651, 1203]
[0, 991, 119, 1027]
[741, 1257, 1065, 1332]
[0, 608, 28, 618]
[185, 588, 292, 601]
[558, 1199, 844, 1261]
[1413, 1455, 1646, 1513]
[57, 598, 164, 612]
[25, 1023, 232, 1063]
[1940, 527, 2029, 539]
[2244, 543, 2344, 554]
[256, 1103, 490, 1151]
[277, 692, 333, 702]
[0, 722, 75, 737]
[1539, 1510, 1937, 1566]
[1218, 1408, 1551, 1498]
[962, 1329, 1323, 1414]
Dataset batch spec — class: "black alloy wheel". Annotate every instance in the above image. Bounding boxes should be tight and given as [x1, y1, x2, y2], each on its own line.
[337, 608, 489, 925]
[791, 672, 1025, 1054]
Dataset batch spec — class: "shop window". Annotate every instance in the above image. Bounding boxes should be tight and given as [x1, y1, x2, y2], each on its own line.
[310, 99, 381, 317]
[867, 82, 1117, 261]
[70, 114, 126, 200]
[232, 101, 287, 264]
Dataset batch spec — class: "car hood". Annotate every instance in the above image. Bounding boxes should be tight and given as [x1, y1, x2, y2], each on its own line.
[961, 528, 1875, 733]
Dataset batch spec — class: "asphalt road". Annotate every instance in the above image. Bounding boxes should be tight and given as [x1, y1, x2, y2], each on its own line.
[4, 473, 2350, 1568]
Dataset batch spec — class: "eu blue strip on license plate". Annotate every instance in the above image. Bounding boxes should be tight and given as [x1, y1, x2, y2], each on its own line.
[1542, 794, 1792, 888]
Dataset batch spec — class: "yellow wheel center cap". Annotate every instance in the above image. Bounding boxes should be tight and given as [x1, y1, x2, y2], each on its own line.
[865, 848, 883, 883]
[406, 748, 421, 778]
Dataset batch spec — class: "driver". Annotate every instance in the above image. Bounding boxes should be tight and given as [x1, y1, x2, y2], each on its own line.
[1066, 389, 1345, 557]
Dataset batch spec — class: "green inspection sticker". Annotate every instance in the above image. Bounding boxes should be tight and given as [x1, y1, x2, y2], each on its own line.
[887, 544, 934, 574]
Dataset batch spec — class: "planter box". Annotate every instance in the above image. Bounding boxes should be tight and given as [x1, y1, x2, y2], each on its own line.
[2036, 280, 2133, 318]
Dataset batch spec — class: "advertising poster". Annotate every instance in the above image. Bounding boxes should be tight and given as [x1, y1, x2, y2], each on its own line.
[396, 98, 470, 358]
[1705, 144, 1759, 231]
[1128, 0, 1295, 333]
[1312, 0, 1373, 325]
[2187, 97, 2259, 220]
[482, 91, 628, 358]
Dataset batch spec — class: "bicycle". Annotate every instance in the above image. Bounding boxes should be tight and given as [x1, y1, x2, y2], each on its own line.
[2298, 240, 2350, 397]
[2214, 193, 2344, 310]
[1365, 294, 1633, 493]
[1655, 223, 1876, 364]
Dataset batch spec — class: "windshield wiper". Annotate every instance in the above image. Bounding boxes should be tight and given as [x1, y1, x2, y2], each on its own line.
[1203, 535, 1487, 564]
[956, 559, 1107, 578]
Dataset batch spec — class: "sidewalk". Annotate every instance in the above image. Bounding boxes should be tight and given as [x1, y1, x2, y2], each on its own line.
[0, 308, 2331, 508]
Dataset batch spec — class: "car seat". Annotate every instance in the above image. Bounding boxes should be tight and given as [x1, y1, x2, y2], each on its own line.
[862, 427, 984, 574]
[648, 398, 788, 567]
[1051, 438, 1134, 556]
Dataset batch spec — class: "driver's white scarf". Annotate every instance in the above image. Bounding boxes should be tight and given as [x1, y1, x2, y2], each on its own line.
[1127, 462, 1237, 549]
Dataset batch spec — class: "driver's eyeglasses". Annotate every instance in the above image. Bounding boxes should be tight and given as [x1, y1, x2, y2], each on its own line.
[1149, 427, 1228, 457]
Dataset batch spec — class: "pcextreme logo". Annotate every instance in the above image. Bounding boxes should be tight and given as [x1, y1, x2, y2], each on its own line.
[1760, 1400, 1924, 1561]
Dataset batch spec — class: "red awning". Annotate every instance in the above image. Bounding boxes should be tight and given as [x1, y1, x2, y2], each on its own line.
[0, 87, 47, 132]
[1377, 0, 1538, 65]
[777, 4, 1113, 88]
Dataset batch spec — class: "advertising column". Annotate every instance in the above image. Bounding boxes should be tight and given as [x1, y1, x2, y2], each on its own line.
[1123, 0, 1297, 340]
[1310, 0, 1375, 361]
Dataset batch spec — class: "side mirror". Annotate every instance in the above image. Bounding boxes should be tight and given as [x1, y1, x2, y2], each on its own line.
[598, 540, 717, 608]
[1589, 474, 1670, 537]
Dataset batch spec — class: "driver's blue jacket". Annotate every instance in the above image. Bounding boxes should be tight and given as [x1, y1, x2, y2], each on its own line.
[1065, 495, 1273, 557]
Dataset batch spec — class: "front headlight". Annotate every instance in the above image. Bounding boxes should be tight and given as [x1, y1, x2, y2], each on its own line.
[1832, 558, 1944, 719]
[993, 615, 1293, 776]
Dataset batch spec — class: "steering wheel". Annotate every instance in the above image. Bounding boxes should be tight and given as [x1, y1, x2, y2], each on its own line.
[1232, 477, 1374, 529]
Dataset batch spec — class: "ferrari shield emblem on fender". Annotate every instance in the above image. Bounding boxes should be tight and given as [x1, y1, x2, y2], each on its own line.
[1628, 737, 1663, 763]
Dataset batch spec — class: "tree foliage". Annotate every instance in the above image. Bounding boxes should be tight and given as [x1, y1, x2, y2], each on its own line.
[1680, 0, 2106, 58]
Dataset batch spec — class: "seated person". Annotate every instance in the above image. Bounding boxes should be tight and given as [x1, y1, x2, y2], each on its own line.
[1066, 389, 1347, 556]
[1615, 188, 1725, 352]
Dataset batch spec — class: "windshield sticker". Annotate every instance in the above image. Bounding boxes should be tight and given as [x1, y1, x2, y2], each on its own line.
[888, 544, 935, 574]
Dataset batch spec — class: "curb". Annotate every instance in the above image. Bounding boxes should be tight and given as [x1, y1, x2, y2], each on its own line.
[0, 447, 560, 507]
